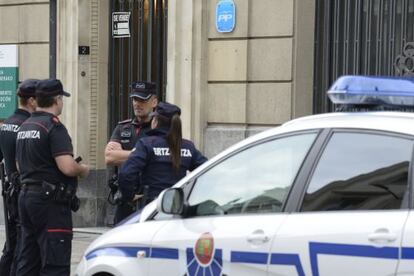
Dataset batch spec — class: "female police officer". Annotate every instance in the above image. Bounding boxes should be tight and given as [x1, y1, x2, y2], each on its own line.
[118, 102, 207, 207]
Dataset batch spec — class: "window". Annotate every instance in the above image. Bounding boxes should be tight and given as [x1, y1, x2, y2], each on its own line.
[301, 132, 413, 211]
[187, 133, 318, 217]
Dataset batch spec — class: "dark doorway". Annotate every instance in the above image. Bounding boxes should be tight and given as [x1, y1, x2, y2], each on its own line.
[109, 0, 167, 130]
[314, 0, 414, 113]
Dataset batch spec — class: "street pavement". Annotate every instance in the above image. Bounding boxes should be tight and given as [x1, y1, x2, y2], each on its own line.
[0, 225, 109, 275]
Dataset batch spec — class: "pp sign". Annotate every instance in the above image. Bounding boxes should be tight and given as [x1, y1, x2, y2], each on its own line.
[216, 0, 236, 33]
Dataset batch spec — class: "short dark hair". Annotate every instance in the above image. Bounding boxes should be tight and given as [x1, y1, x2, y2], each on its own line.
[36, 95, 57, 108]
[18, 96, 30, 106]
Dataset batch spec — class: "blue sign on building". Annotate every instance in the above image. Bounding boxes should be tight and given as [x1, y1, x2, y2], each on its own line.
[216, 0, 236, 33]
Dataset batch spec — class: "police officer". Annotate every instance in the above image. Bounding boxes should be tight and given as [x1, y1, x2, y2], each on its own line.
[118, 102, 207, 205]
[0, 79, 37, 276]
[15, 79, 89, 276]
[105, 81, 158, 224]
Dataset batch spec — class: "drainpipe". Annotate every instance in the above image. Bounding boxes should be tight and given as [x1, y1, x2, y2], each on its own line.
[50, 0, 57, 78]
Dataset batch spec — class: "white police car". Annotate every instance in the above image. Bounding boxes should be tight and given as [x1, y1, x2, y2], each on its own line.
[76, 76, 414, 276]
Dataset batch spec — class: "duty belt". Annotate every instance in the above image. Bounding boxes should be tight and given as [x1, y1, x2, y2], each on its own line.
[21, 183, 43, 192]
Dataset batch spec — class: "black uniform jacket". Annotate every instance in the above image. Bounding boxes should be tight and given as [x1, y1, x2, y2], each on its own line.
[16, 111, 76, 186]
[118, 127, 207, 201]
[110, 118, 152, 151]
[0, 109, 31, 177]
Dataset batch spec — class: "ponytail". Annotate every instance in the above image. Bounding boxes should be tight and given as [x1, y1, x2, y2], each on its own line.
[166, 114, 182, 172]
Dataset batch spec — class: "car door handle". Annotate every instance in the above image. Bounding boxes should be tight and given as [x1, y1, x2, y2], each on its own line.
[247, 230, 270, 244]
[368, 228, 397, 243]
[136, 250, 146, 259]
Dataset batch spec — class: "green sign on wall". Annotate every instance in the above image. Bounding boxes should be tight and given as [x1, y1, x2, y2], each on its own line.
[0, 45, 18, 120]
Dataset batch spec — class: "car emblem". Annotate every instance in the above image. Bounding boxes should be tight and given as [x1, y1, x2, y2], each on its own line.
[186, 233, 224, 276]
[195, 232, 214, 265]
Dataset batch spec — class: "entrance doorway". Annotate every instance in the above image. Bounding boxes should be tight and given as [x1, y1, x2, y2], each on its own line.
[109, 0, 167, 129]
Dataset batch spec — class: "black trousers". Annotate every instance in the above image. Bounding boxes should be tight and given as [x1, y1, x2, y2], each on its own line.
[0, 205, 20, 276]
[16, 187, 73, 276]
[114, 202, 136, 225]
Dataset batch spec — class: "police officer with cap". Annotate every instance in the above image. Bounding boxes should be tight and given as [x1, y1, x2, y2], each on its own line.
[15, 79, 89, 276]
[105, 81, 158, 224]
[0, 79, 37, 276]
[118, 102, 207, 206]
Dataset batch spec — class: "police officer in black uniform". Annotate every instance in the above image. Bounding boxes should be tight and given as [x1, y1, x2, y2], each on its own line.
[0, 79, 37, 276]
[105, 81, 158, 224]
[15, 79, 89, 276]
[118, 102, 207, 205]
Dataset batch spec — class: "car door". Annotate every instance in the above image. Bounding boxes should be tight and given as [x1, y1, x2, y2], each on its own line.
[397, 212, 414, 275]
[148, 131, 319, 276]
[269, 131, 413, 276]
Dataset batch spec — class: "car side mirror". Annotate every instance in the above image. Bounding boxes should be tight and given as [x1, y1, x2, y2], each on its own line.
[157, 188, 185, 215]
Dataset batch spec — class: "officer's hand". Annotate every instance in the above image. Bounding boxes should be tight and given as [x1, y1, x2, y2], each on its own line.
[133, 194, 144, 202]
[79, 164, 90, 178]
[106, 141, 122, 151]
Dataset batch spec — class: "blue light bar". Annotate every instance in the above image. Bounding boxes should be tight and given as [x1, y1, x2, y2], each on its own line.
[327, 75, 414, 106]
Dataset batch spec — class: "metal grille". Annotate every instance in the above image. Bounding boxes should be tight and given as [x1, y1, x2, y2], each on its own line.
[314, 0, 414, 113]
[109, 0, 168, 130]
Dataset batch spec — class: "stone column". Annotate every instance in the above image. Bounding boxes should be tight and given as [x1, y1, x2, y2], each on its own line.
[167, 0, 208, 148]
[292, 0, 316, 118]
[57, 0, 110, 226]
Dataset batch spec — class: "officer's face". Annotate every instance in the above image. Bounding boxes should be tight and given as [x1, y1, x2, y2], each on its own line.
[132, 96, 157, 122]
[56, 95, 64, 115]
[30, 97, 37, 111]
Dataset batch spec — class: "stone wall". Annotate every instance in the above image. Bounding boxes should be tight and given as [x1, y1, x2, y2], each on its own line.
[203, 0, 315, 157]
[0, 0, 316, 226]
[0, 0, 50, 225]
[57, 0, 110, 227]
[0, 1, 49, 79]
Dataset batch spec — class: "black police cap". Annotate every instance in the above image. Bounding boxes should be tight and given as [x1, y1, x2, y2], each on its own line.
[150, 102, 181, 119]
[17, 79, 39, 97]
[130, 81, 157, 100]
[36, 79, 71, 97]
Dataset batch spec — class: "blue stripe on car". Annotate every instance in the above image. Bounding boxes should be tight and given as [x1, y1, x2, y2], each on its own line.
[309, 242, 399, 276]
[402, 247, 414, 259]
[230, 251, 268, 264]
[85, 246, 150, 260]
[270, 253, 305, 276]
[85, 242, 414, 274]
[150, 247, 179, 259]
[85, 246, 178, 260]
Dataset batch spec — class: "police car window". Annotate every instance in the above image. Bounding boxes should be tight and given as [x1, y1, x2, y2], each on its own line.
[301, 132, 413, 211]
[187, 133, 317, 216]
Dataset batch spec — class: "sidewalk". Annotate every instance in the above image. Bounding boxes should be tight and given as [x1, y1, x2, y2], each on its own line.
[0, 225, 110, 275]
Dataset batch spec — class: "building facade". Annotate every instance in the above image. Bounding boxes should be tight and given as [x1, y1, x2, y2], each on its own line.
[1, 0, 411, 226]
